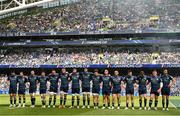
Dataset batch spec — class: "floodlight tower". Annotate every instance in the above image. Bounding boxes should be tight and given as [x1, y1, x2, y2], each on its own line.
[0, 0, 55, 15]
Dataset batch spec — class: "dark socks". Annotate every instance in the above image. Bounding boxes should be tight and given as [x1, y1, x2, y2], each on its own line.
[139, 99, 142, 107]
[149, 100, 152, 108]
[166, 99, 169, 108]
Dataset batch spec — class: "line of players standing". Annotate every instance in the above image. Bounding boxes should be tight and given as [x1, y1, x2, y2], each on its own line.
[7, 68, 174, 111]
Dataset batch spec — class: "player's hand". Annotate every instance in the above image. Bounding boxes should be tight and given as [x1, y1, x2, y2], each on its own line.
[168, 84, 172, 88]
[157, 88, 161, 93]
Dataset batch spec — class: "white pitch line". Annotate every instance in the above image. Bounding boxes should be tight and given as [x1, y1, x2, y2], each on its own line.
[169, 100, 177, 109]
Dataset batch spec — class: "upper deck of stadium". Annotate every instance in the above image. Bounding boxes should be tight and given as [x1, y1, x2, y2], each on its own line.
[0, 0, 179, 35]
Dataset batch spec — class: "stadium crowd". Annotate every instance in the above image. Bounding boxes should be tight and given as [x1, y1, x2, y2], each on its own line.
[0, 47, 179, 66]
[0, 0, 179, 33]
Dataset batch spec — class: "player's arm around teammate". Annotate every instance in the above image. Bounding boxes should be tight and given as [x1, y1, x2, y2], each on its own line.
[17, 72, 28, 108]
[7, 72, 18, 107]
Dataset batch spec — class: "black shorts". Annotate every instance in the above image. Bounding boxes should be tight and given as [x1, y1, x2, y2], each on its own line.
[9, 88, 17, 94]
[29, 88, 36, 94]
[82, 87, 90, 92]
[60, 87, 68, 93]
[40, 89, 46, 94]
[102, 88, 111, 95]
[112, 88, 121, 94]
[150, 89, 159, 96]
[18, 89, 25, 94]
[72, 88, 80, 94]
[126, 89, 134, 95]
[50, 87, 58, 93]
[161, 88, 170, 95]
[92, 88, 100, 94]
[139, 89, 147, 95]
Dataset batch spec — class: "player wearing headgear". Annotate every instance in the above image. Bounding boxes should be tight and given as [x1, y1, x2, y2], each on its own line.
[123, 70, 136, 110]
[111, 70, 123, 110]
[17, 72, 28, 108]
[80, 68, 93, 109]
[48, 70, 59, 108]
[69, 68, 81, 109]
[59, 68, 70, 108]
[148, 70, 163, 110]
[161, 69, 174, 111]
[92, 69, 101, 109]
[136, 71, 149, 110]
[28, 70, 38, 108]
[37, 71, 48, 108]
[101, 69, 111, 109]
[7, 72, 18, 107]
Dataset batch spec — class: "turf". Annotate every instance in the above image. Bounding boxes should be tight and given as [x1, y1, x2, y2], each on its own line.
[0, 95, 179, 115]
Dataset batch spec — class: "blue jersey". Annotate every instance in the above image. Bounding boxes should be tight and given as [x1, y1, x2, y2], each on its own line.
[59, 73, 69, 88]
[124, 75, 136, 90]
[111, 76, 123, 89]
[28, 75, 38, 90]
[17, 76, 28, 90]
[48, 74, 59, 89]
[136, 75, 148, 90]
[8, 75, 18, 89]
[80, 72, 93, 88]
[100, 75, 111, 89]
[161, 75, 173, 88]
[92, 75, 101, 90]
[37, 76, 48, 90]
[148, 76, 162, 91]
[70, 73, 80, 89]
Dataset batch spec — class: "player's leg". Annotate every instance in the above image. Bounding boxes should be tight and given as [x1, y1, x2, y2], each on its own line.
[76, 94, 80, 108]
[112, 94, 116, 109]
[13, 94, 17, 107]
[117, 93, 120, 109]
[125, 94, 129, 109]
[102, 95, 106, 109]
[53, 94, 57, 107]
[97, 94, 99, 108]
[107, 95, 110, 109]
[63, 93, 67, 108]
[18, 94, 22, 107]
[166, 95, 169, 111]
[69, 94, 75, 108]
[139, 94, 143, 110]
[82, 93, 86, 108]
[60, 92, 63, 108]
[9, 93, 13, 107]
[93, 94, 96, 108]
[154, 95, 159, 110]
[30, 93, 36, 107]
[148, 94, 154, 110]
[48, 93, 53, 107]
[87, 93, 90, 108]
[162, 95, 166, 110]
[22, 94, 26, 107]
[144, 93, 147, 110]
[131, 94, 134, 110]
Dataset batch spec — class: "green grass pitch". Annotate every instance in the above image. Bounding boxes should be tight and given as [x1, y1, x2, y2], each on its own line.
[0, 95, 179, 115]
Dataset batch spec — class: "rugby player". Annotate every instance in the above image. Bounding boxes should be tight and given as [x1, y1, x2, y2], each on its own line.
[161, 69, 174, 111]
[148, 70, 163, 110]
[59, 68, 70, 108]
[92, 69, 101, 109]
[7, 72, 18, 107]
[101, 69, 111, 109]
[80, 68, 93, 109]
[17, 72, 28, 108]
[48, 70, 59, 108]
[123, 70, 136, 110]
[37, 71, 48, 108]
[111, 70, 123, 110]
[69, 68, 81, 109]
[28, 70, 38, 108]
